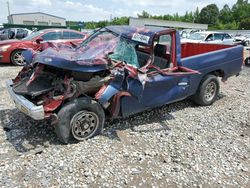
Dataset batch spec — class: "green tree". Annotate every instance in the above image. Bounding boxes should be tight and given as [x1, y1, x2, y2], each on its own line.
[199, 4, 219, 25]
[137, 11, 151, 18]
[239, 17, 250, 29]
[111, 17, 129, 25]
[219, 4, 233, 24]
[193, 7, 200, 23]
[232, 0, 250, 22]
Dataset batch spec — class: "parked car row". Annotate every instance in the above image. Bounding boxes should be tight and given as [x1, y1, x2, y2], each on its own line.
[181, 31, 234, 45]
[180, 29, 250, 46]
[0, 28, 88, 65]
[0, 28, 32, 40]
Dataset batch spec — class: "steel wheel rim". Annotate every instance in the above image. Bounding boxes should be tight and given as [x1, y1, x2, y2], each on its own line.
[13, 51, 25, 65]
[70, 110, 99, 140]
[204, 82, 216, 101]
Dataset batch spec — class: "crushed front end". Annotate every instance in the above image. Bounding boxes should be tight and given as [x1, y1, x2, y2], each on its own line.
[6, 26, 149, 143]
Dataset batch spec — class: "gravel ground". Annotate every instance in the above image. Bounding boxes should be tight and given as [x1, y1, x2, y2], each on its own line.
[0, 63, 249, 187]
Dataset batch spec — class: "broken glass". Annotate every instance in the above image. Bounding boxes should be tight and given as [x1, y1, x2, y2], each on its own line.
[108, 39, 139, 68]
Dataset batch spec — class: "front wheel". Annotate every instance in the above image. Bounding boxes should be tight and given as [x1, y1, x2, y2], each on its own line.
[54, 98, 105, 144]
[11, 50, 26, 66]
[192, 74, 219, 106]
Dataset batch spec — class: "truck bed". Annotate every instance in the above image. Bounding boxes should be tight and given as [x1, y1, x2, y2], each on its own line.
[180, 43, 243, 97]
[181, 43, 243, 76]
[181, 43, 234, 58]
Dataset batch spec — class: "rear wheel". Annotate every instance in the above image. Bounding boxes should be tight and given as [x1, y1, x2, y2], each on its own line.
[11, 50, 26, 66]
[54, 98, 105, 144]
[192, 74, 219, 106]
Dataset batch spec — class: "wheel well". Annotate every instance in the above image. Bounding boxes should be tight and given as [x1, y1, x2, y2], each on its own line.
[208, 69, 225, 77]
[194, 70, 222, 95]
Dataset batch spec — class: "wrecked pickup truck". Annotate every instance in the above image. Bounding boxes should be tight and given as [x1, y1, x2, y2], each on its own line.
[6, 26, 243, 143]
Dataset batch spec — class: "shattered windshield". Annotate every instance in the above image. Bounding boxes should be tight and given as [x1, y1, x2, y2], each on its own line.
[188, 33, 206, 40]
[76, 29, 140, 68]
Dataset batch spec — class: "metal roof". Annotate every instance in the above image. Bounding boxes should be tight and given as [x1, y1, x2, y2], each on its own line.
[130, 17, 208, 30]
[9, 12, 65, 20]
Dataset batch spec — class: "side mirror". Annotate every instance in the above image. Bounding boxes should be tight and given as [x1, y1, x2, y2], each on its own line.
[36, 38, 43, 44]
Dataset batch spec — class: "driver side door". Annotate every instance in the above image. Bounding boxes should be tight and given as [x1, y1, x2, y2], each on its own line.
[121, 32, 199, 117]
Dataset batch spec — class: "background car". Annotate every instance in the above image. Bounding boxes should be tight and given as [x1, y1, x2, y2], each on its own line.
[245, 48, 250, 66]
[181, 31, 234, 45]
[234, 34, 250, 46]
[0, 28, 32, 40]
[0, 28, 88, 65]
[179, 29, 203, 39]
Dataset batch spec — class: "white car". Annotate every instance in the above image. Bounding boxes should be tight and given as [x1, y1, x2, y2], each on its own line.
[181, 31, 234, 45]
[234, 34, 250, 46]
[179, 29, 203, 39]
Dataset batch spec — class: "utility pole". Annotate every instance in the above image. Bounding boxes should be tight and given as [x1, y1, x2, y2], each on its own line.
[110, 14, 112, 22]
[7, 1, 10, 16]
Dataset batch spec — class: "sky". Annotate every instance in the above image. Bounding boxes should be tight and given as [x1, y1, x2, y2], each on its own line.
[0, 0, 237, 24]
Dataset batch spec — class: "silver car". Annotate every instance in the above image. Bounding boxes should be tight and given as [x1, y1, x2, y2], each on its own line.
[181, 31, 234, 45]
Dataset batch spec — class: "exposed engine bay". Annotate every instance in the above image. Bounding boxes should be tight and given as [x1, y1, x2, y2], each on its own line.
[12, 63, 113, 115]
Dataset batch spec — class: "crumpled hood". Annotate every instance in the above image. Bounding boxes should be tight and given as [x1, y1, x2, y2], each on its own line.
[33, 44, 111, 72]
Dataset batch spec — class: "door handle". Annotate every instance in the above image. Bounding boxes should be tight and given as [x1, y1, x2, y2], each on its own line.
[178, 82, 189, 87]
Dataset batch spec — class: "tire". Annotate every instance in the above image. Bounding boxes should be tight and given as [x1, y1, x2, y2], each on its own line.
[245, 57, 250, 66]
[244, 41, 249, 46]
[192, 74, 219, 106]
[54, 97, 105, 144]
[11, 50, 26, 66]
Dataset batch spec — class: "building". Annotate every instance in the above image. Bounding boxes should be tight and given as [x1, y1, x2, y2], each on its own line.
[129, 17, 208, 30]
[8, 12, 66, 26]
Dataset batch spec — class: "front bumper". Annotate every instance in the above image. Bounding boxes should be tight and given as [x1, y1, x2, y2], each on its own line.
[6, 79, 45, 120]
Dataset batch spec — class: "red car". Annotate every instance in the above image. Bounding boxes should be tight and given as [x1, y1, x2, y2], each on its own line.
[0, 29, 88, 65]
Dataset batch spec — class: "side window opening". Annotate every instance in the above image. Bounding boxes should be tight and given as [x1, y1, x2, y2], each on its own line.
[224, 34, 232, 39]
[135, 44, 151, 68]
[206, 34, 214, 41]
[41, 31, 62, 41]
[152, 34, 172, 69]
[62, 31, 70, 39]
[70, 32, 84, 39]
[214, 33, 223, 40]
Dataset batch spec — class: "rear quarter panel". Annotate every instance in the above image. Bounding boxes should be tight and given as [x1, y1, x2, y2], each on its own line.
[181, 45, 243, 96]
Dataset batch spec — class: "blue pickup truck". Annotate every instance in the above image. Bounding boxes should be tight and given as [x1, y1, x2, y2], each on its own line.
[6, 26, 243, 143]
